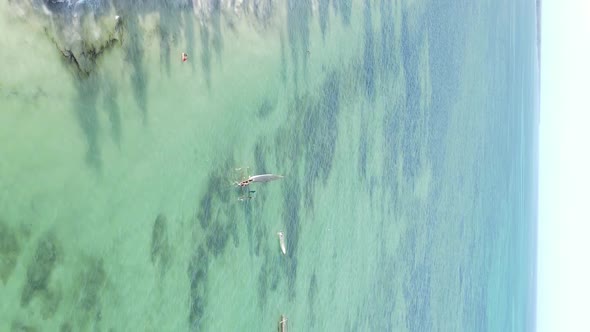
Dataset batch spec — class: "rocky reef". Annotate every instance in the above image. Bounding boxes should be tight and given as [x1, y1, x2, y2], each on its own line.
[7, 0, 277, 77]
[0, 220, 23, 285]
[151, 213, 171, 277]
[20, 232, 59, 307]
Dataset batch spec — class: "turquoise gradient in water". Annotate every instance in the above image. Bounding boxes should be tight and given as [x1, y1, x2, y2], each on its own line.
[0, 0, 538, 331]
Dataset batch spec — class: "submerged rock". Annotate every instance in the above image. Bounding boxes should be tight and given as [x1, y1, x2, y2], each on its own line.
[21, 233, 59, 306]
[11, 320, 38, 332]
[0, 221, 21, 284]
[42, 0, 70, 14]
[40, 287, 62, 319]
[307, 272, 318, 327]
[56, 37, 121, 77]
[8, 0, 284, 77]
[59, 322, 73, 332]
[150, 214, 170, 276]
[187, 245, 209, 330]
[61, 256, 108, 331]
[78, 257, 106, 311]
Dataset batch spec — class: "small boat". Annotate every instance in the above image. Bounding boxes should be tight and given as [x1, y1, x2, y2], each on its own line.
[236, 174, 284, 187]
[278, 315, 287, 332]
[277, 232, 286, 255]
[249, 174, 284, 183]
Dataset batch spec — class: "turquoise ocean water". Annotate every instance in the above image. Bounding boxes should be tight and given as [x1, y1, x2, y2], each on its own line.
[0, 0, 538, 331]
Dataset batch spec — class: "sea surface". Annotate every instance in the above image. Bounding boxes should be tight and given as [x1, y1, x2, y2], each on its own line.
[0, 0, 538, 331]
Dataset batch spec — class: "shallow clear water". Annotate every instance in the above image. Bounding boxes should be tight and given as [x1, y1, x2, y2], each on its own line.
[0, 0, 538, 331]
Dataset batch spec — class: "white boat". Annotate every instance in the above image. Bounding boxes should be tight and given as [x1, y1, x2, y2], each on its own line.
[277, 231, 286, 255]
[278, 315, 287, 332]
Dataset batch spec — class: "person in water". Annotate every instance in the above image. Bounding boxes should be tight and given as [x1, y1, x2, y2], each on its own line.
[238, 179, 253, 187]
[181, 52, 188, 62]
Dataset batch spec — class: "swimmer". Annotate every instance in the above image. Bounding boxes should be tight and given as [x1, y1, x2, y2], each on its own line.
[181, 52, 188, 62]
